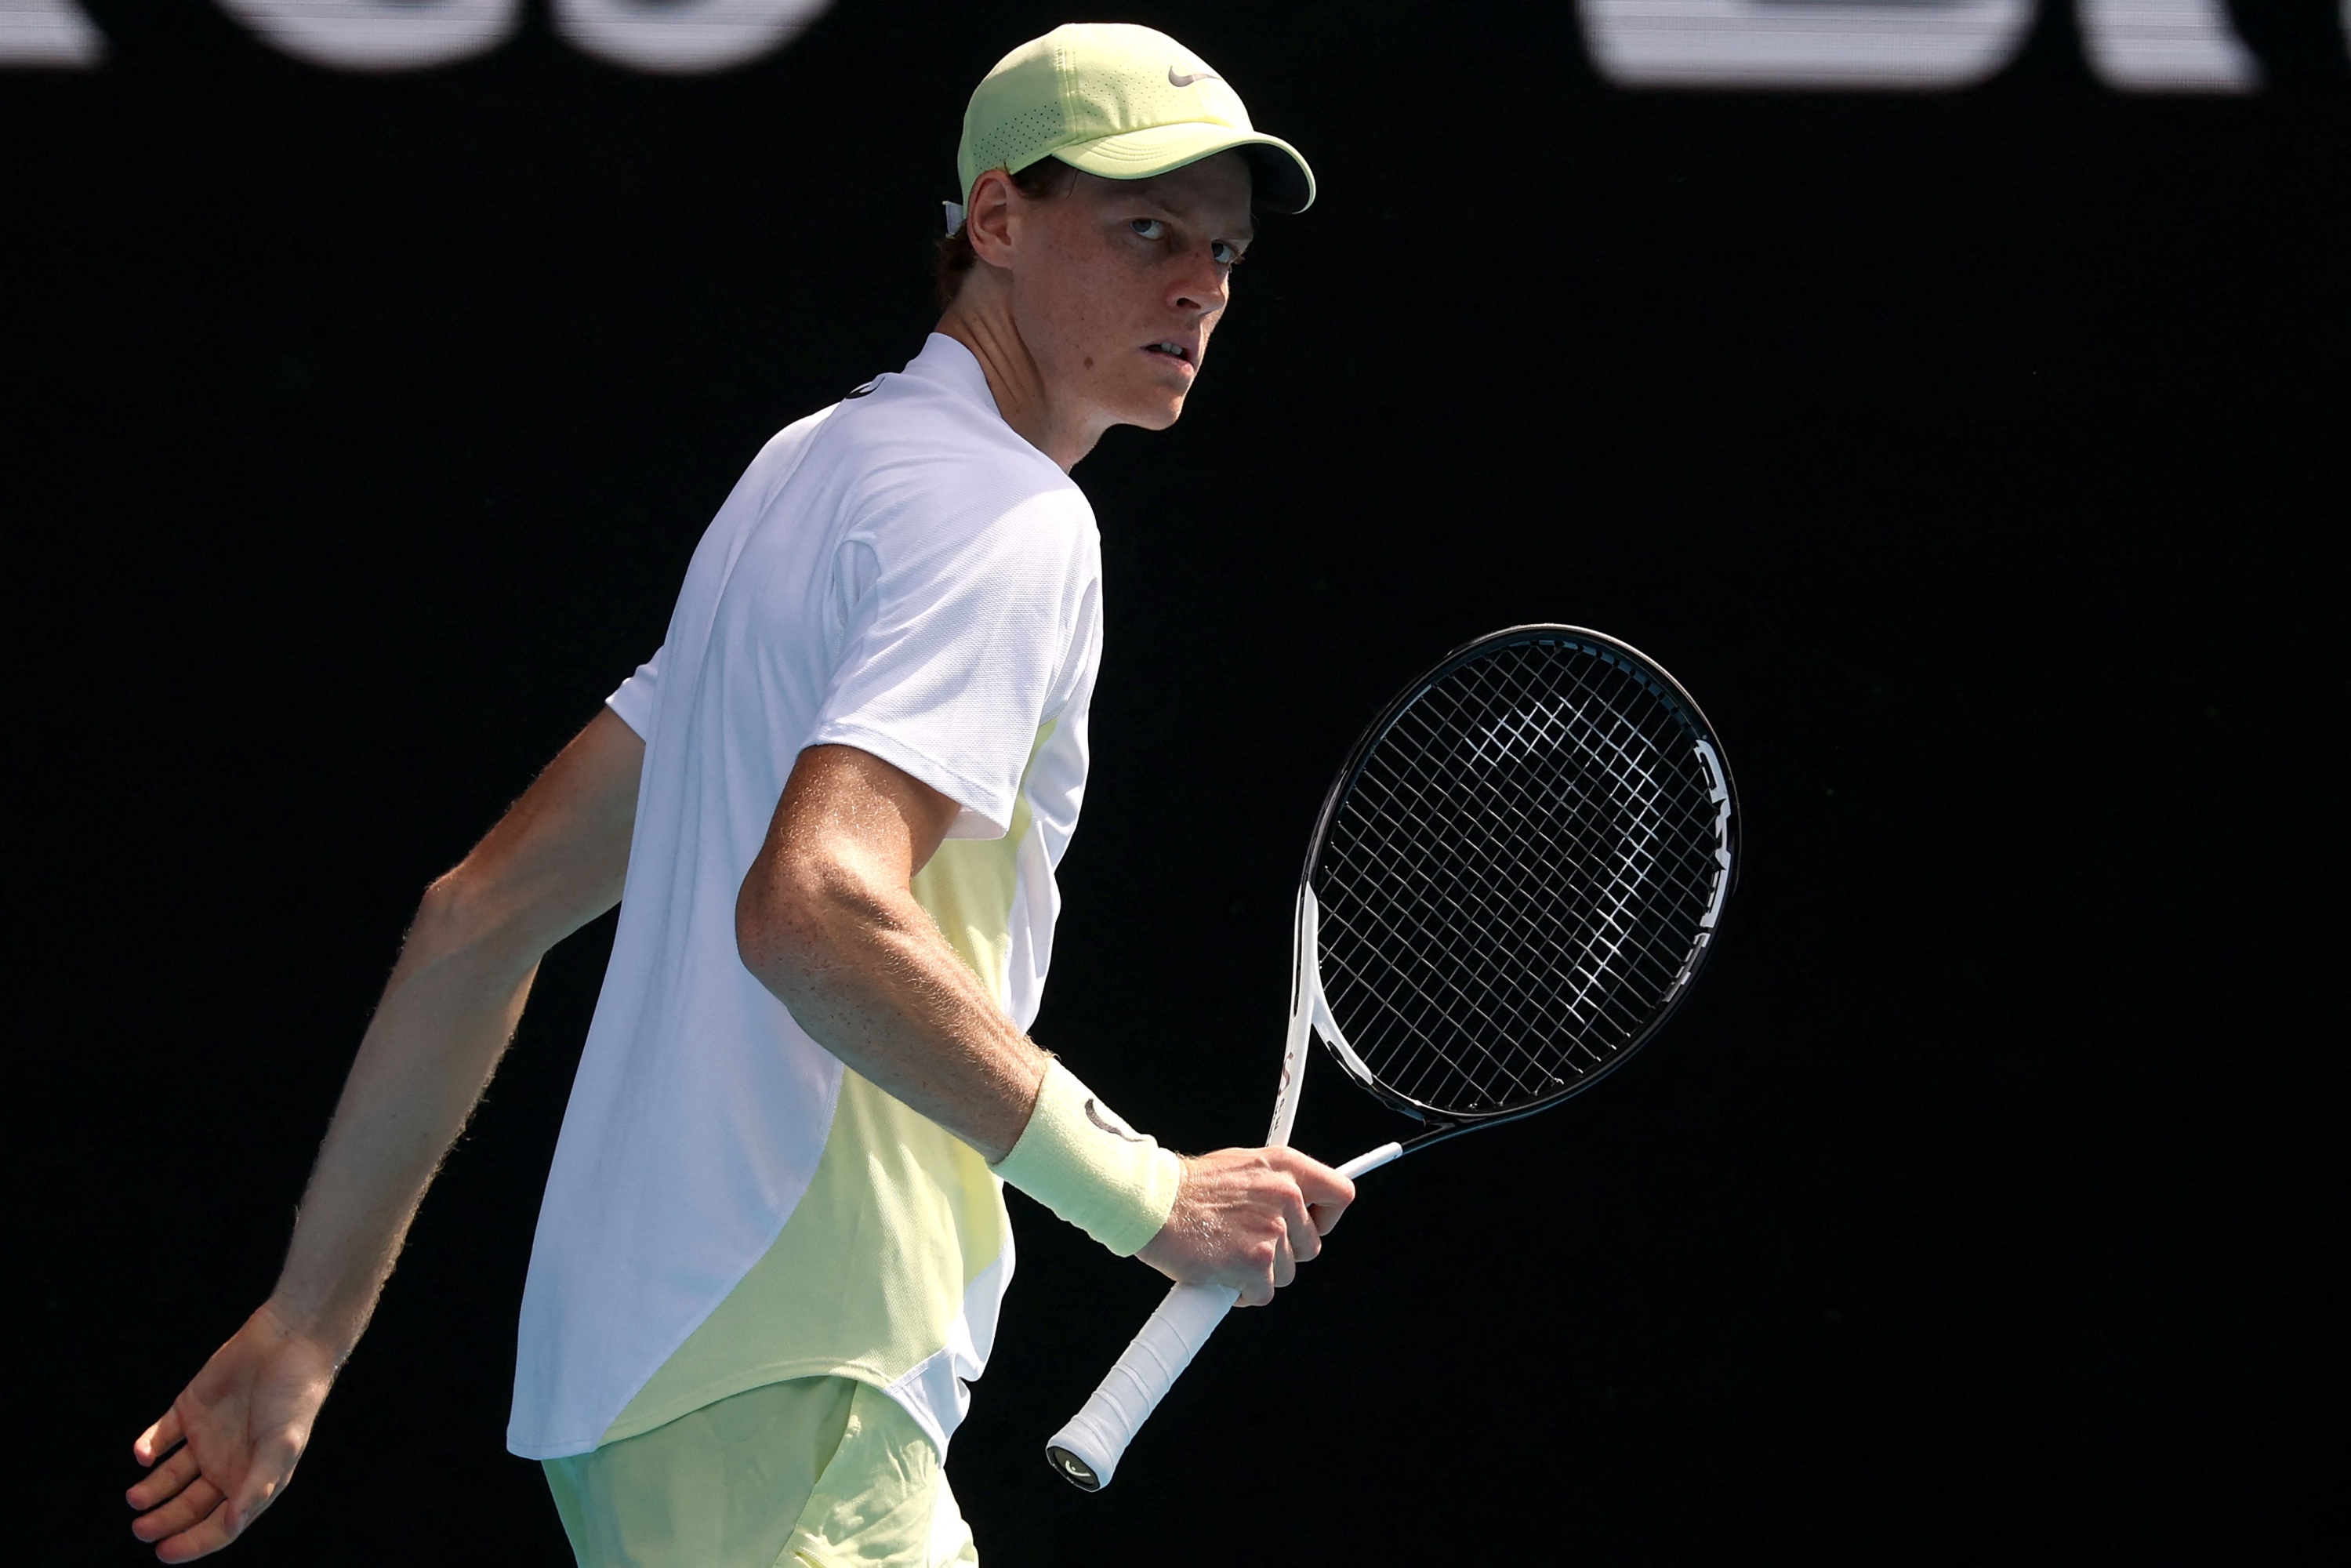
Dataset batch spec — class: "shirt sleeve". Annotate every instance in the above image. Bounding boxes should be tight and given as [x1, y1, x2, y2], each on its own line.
[605, 645, 663, 740]
[807, 489, 1097, 840]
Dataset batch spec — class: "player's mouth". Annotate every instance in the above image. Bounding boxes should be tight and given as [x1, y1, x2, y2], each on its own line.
[1142, 339, 1195, 368]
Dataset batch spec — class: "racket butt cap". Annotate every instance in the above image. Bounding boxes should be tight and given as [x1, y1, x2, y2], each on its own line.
[1046, 1445, 1103, 1491]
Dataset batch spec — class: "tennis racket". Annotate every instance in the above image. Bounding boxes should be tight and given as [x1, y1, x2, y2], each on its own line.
[1044, 624, 1740, 1490]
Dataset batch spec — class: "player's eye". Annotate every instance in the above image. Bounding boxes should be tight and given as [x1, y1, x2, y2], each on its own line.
[1211, 241, 1243, 267]
[1130, 218, 1166, 241]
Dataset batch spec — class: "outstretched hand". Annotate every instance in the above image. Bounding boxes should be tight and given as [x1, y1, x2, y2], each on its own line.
[128, 1304, 338, 1562]
[1137, 1146, 1355, 1306]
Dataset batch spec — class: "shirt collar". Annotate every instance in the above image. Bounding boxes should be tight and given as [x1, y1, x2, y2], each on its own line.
[903, 332, 1006, 424]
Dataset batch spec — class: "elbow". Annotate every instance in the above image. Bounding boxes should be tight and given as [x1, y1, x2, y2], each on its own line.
[735, 851, 833, 999]
[409, 869, 481, 956]
[406, 864, 528, 977]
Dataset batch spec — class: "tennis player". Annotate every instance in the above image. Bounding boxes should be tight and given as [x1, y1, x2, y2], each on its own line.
[126, 24, 1350, 1567]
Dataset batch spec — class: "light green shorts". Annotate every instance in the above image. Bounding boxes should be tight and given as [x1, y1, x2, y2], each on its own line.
[542, 1377, 979, 1568]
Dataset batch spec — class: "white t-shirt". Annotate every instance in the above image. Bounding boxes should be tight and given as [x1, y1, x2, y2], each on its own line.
[508, 334, 1101, 1460]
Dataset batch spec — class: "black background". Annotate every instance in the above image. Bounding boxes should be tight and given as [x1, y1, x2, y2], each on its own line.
[9, 1, 2343, 1562]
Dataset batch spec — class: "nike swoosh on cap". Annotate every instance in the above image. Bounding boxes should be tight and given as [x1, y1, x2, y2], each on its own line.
[1168, 66, 1222, 87]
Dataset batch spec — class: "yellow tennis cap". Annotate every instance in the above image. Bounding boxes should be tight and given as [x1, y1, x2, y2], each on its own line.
[957, 24, 1315, 216]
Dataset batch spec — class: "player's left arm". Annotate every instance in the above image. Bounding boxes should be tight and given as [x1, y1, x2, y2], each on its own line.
[126, 707, 644, 1563]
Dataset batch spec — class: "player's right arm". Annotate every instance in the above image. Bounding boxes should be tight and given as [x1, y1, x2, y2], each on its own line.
[125, 707, 645, 1563]
[734, 742, 1353, 1308]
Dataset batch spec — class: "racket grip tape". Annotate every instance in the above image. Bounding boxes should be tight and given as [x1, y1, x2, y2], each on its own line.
[1043, 1142, 1402, 1491]
[1045, 1281, 1239, 1491]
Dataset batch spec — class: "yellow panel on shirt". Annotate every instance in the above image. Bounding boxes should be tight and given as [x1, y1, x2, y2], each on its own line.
[600, 726, 1052, 1449]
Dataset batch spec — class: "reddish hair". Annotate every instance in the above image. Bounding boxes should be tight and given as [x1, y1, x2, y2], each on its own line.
[934, 158, 1080, 310]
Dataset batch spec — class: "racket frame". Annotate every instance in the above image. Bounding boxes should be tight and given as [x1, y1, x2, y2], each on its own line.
[1043, 623, 1739, 1492]
[1296, 623, 1741, 1147]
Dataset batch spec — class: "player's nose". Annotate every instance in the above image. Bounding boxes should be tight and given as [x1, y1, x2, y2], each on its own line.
[1167, 249, 1228, 316]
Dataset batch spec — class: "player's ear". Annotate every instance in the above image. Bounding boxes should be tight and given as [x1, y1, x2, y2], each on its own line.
[963, 168, 1021, 269]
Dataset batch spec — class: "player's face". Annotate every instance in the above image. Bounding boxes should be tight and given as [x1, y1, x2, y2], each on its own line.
[1014, 154, 1254, 432]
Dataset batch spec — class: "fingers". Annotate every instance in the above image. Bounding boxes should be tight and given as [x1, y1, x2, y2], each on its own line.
[126, 1446, 202, 1511]
[131, 1475, 223, 1545]
[1271, 1147, 1357, 1220]
[1144, 1145, 1355, 1305]
[1275, 1180, 1320, 1265]
[1235, 1254, 1277, 1308]
[140, 1441, 290, 1564]
[1234, 1207, 1291, 1308]
[1239, 1196, 1307, 1305]
[134, 1409, 183, 1468]
[157, 1504, 244, 1565]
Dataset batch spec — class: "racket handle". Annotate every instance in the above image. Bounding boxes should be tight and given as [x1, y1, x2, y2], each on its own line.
[1043, 1142, 1402, 1491]
[1046, 1281, 1238, 1491]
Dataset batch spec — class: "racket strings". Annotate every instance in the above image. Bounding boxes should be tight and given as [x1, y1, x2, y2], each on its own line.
[1348, 697, 1693, 1037]
[1325, 757, 1698, 1104]
[1312, 640, 1727, 1117]
[1371, 676, 1711, 1094]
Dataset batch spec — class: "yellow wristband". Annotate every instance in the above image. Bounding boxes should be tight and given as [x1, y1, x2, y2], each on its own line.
[991, 1060, 1182, 1257]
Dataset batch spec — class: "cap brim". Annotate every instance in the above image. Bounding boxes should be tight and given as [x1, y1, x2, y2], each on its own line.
[1052, 123, 1315, 214]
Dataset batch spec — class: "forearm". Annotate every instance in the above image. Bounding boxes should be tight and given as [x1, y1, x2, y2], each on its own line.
[741, 869, 1195, 1257]
[739, 868, 1044, 1162]
[268, 894, 545, 1356]
[264, 711, 641, 1355]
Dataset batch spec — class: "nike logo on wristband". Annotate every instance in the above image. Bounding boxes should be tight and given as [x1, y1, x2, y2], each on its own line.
[1085, 1098, 1147, 1142]
[1168, 66, 1221, 88]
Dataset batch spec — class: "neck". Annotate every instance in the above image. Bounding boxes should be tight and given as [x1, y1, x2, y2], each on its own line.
[937, 276, 1101, 472]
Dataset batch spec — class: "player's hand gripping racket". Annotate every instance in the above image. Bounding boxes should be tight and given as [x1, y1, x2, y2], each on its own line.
[1045, 625, 1740, 1490]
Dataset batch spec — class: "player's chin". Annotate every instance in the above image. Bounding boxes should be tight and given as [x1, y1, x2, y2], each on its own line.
[1113, 387, 1188, 431]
